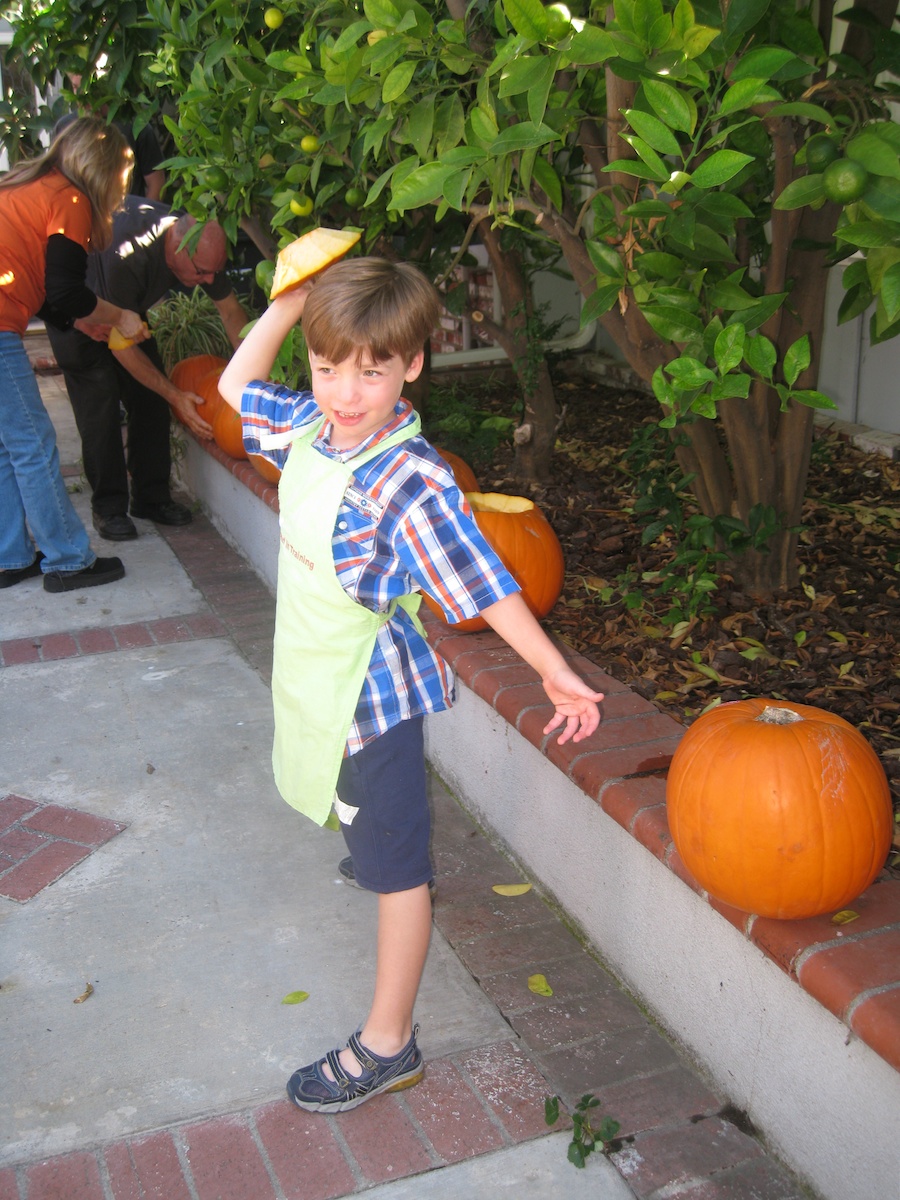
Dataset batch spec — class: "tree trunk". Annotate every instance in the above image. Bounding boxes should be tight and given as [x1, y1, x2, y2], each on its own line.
[475, 222, 559, 482]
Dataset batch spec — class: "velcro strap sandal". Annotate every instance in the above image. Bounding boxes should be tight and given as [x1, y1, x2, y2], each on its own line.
[286, 1025, 424, 1113]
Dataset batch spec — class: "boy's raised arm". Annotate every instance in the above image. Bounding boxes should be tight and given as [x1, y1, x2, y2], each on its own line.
[480, 592, 604, 744]
[218, 285, 311, 411]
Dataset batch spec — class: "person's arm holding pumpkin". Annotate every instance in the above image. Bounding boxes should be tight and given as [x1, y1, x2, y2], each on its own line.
[108, 344, 213, 439]
[480, 592, 604, 744]
[218, 284, 311, 411]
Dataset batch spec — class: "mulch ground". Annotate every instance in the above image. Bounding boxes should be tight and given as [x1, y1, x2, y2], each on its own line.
[431, 364, 900, 862]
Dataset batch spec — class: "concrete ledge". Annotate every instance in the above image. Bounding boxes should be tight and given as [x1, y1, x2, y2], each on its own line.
[177, 432, 900, 1200]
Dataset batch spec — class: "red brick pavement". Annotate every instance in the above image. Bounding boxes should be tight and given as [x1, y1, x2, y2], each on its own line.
[2, 507, 809, 1199]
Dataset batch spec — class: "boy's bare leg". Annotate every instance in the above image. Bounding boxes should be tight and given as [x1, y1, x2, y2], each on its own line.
[325, 882, 432, 1079]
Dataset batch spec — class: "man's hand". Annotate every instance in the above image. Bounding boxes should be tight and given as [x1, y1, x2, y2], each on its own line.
[73, 317, 112, 342]
[170, 390, 213, 439]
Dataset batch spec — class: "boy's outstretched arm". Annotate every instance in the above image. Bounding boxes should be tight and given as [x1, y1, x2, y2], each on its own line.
[217, 284, 311, 411]
[480, 592, 604, 744]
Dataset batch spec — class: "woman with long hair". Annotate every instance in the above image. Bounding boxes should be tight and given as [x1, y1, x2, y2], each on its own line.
[1, 116, 147, 592]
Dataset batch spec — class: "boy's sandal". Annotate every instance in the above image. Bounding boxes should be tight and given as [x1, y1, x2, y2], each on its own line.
[286, 1025, 424, 1113]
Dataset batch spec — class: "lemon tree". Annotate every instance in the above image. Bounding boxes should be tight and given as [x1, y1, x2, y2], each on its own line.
[8, 0, 900, 597]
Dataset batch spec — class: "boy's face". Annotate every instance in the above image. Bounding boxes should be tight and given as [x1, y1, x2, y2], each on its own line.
[308, 348, 424, 450]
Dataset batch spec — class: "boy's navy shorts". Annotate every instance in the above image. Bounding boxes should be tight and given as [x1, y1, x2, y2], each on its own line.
[336, 716, 433, 894]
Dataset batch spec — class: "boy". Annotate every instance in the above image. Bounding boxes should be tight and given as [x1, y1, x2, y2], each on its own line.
[217, 256, 604, 1114]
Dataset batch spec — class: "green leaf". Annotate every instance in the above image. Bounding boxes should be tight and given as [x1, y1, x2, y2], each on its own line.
[880, 262, 900, 324]
[708, 280, 757, 310]
[281, 990, 310, 1005]
[567, 25, 618, 64]
[689, 150, 754, 188]
[635, 251, 684, 280]
[581, 283, 622, 325]
[532, 156, 563, 210]
[528, 972, 554, 996]
[545, 1095, 561, 1126]
[620, 133, 670, 179]
[711, 373, 751, 400]
[502, 0, 547, 41]
[730, 46, 799, 79]
[783, 334, 811, 386]
[667, 355, 717, 388]
[767, 102, 834, 124]
[642, 305, 705, 342]
[734, 291, 787, 331]
[719, 78, 781, 116]
[408, 96, 434, 158]
[773, 173, 826, 211]
[382, 60, 416, 103]
[603, 157, 671, 181]
[744, 333, 777, 377]
[789, 388, 838, 410]
[847, 131, 900, 180]
[489, 121, 559, 154]
[642, 78, 695, 133]
[622, 108, 683, 156]
[588, 239, 626, 280]
[389, 161, 454, 210]
[715, 324, 745, 372]
[836, 220, 900, 249]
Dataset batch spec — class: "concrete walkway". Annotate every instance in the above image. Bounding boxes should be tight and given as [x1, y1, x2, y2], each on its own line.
[0, 362, 808, 1199]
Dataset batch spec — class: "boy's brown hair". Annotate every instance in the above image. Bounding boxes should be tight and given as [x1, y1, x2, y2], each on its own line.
[301, 257, 441, 367]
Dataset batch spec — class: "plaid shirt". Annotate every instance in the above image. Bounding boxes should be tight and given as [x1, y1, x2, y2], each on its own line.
[241, 382, 519, 754]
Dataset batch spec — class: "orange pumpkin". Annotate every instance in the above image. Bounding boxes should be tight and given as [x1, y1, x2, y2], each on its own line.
[432, 446, 478, 493]
[192, 369, 226, 426]
[422, 492, 565, 634]
[212, 401, 248, 460]
[665, 698, 892, 920]
[249, 452, 282, 485]
[170, 354, 227, 394]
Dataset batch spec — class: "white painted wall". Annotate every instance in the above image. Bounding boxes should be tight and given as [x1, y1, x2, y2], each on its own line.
[424, 684, 900, 1200]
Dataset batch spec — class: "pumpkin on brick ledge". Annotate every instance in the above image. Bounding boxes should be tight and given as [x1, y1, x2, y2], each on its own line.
[665, 698, 892, 920]
[421, 492, 565, 634]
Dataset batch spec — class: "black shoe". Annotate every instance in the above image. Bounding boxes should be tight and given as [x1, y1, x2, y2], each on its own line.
[43, 556, 125, 593]
[0, 553, 44, 589]
[338, 856, 436, 899]
[93, 512, 138, 541]
[130, 500, 193, 526]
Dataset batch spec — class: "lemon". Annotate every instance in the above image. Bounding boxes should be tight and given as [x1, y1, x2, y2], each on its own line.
[300, 134, 320, 153]
[289, 193, 314, 217]
[805, 134, 840, 173]
[822, 158, 869, 204]
[264, 7, 283, 30]
[344, 187, 365, 208]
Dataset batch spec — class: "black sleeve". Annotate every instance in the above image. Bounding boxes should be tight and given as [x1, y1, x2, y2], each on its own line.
[40, 233, 97, 329]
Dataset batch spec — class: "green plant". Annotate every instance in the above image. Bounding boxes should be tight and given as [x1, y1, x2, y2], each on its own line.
[423, 381, 516, 468]
[545, 1093, 621, 1169]
[148, 288, 243, 372]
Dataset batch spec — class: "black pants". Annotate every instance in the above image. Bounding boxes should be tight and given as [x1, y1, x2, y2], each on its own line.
[46, 326, 173, 518]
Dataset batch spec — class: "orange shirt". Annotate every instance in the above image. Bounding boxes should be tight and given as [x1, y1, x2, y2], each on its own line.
[0, 170, 93, 336]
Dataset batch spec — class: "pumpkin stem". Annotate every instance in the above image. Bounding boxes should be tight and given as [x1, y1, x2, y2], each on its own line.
[757, 705, 803, 725]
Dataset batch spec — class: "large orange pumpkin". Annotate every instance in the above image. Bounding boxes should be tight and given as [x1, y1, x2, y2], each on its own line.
[212, 401, 248, 460]
[192, 369, 226, 426]
[432, 446, 478, 493]
[170, 354, 227, 394]
[249, 452, 282, 485]
[665, 698, 892, 920]
[422, 492, 565, 634]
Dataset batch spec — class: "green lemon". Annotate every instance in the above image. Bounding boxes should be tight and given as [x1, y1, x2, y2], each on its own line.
[255, 260, 276, 293]
[344, 187, 365, 208]
[264, 7, 283, 29]
[300, 133, 320, 153]
[822, 158, 870, 204]
[289, 193, 314, 217]
[204, 165, 228, 191]
[805, 134, 840, 173]
[544, 2, 572, 40]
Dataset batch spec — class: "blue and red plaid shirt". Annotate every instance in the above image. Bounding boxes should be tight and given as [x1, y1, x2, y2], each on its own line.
[241, 382, 519, 754]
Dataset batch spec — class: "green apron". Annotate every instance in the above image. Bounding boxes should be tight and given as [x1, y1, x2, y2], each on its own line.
[271, 416, 424, 825]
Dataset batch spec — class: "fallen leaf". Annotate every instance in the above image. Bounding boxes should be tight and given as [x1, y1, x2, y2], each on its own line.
[528, 973, 554, 996]
[73, 982, 94, 1004]
[831, 910, 860, 926]
[492, 883, 532, 896]
[281, 990, 310, 1005]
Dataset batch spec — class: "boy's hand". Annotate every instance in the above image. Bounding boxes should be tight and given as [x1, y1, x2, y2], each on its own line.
[541, 667, 604, 744]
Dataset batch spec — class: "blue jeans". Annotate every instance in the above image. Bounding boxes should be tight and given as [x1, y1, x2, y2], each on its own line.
[0, 331, 95, 572]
